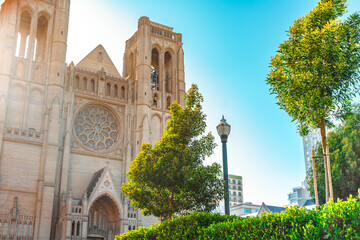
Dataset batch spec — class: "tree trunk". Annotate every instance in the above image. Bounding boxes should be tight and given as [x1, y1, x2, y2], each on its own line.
[326, 146, 334, 200]
[319, 119, 333, 202]
[311, 150, 319, 206]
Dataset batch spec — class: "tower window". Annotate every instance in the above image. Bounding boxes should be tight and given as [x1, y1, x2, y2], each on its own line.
[35, 15, 49, 61]
[17, 11, 32, 58]
[151, 48, 159, 90]
[151, 67, 159, 90]
[165, 51, 172, 93]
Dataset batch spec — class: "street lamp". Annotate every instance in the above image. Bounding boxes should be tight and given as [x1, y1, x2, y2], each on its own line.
[217, 115, 231, 215]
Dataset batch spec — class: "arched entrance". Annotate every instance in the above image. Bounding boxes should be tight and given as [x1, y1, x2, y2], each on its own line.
[87, 194, 120, 240]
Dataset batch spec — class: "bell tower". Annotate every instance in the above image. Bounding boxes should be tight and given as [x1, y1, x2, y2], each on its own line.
[0, 0, 70, 239]
[123, 16, 185, 155]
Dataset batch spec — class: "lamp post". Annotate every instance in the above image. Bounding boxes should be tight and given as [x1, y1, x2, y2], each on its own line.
[217, 115, 231, 215]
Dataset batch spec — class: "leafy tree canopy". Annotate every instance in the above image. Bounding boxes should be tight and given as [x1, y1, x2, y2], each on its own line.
[121, 84, 224, 221]
[308, 105, 360, 204]
[266, 0, 360, 136]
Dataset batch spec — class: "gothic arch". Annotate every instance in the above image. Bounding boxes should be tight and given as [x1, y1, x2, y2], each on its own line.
[16, 10, 33, 58]
[37, 11, 51, 21]
[87, 193, 121, 239]
[19, 6, 35, 18]
[85, 167, 124, 217]
[151, 44, 162, 53]
[163, 47, 175, 57]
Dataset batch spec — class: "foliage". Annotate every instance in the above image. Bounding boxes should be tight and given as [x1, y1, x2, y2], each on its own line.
[115, 212, 236, 240]
[266, 0, 360, 136]
[116, 192, 360, 240]
[266, 0, 360, 202]
[307, 105, 360, 204]
[121, 84, 223, 221]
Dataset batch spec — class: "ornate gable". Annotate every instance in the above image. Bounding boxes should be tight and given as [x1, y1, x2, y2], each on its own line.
[85, 165, 123, 215]
[76, 45, 121, 78]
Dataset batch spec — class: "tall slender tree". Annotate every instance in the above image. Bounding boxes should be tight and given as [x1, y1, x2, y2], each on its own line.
[266, 0, 360, 202]
[308, 105, 360, 204]
[121, 84, 224, 222]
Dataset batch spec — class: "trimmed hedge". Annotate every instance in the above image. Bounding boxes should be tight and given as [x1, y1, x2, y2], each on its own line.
[116, 193, 360, 240]
[116, 212, 236, 240]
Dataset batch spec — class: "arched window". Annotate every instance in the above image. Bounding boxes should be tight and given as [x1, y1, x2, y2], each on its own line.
[91, 79, 95, 92]
[17, 11, 32, 58]
[75, 76, 80, 89]
[133, 226, 136, 230]
[128, 225, 131, 231]
[165, 51, 172, 93]
[151, 48, 159, 90]
[167, 96, 171, 109]
[106, 83, 111, 96]
[114, 84, 118, 98]
[76, 222, 80, 236]
[121, 86, 125, 99]
[153, 93, 158, 107]
[83, 77, 87, 91]
[35, 15, 48, 61]
[71, 221, 75, 236]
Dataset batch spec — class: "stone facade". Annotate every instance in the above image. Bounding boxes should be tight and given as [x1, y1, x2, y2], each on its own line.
[0, 0, 185, 239]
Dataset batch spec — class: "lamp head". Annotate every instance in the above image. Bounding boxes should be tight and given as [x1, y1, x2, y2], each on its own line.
[217, 115, 231, 140]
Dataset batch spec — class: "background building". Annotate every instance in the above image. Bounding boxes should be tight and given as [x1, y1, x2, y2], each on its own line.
[287, 184, 311, 205]
[230, 202, 260, 216]
[214, 174, 243, 214]
[303, 129, 321, 175]
[0, 0, 185, 239]
[228, 174, 243, 206]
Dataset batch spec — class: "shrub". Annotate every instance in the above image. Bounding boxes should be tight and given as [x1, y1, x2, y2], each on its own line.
[116, 192, 360, 240]
[116, 212, 235, 240]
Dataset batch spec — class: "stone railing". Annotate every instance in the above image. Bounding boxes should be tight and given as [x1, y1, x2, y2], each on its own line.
[151, 26, 175, 41]
[5, 127, 43, 142]
[0, 214, 34, 239]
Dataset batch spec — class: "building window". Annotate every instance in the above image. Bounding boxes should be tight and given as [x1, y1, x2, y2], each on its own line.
[114, 84, 118, 98]
[91, 79, 95, 92]
[106, 83, 111, 96]
[121, 86, 125, 99]
[151, 48, 159, 90]
[83, 77, 87, 91]
[165, 51, 172, 92]
[244, 208, 251, 214]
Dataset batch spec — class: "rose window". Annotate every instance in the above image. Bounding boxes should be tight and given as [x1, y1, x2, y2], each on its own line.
[74, 105, 119, 151]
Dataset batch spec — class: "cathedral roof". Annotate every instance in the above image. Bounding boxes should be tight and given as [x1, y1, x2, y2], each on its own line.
[76, 45, 121, 78]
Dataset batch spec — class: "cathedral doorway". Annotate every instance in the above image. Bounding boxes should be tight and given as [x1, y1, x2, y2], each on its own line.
[87, 194, 121, 240]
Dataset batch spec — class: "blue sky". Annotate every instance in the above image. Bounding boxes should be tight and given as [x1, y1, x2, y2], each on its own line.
[65, 0, 360, 205]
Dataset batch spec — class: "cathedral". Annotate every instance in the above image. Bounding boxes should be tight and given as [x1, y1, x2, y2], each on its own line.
[0, 0, 185, 239]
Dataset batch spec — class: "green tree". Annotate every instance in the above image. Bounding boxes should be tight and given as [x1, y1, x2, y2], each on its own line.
[266, 0, 360, 202]
[121, 84, 224, 222]
[308, 105, 360, 204]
